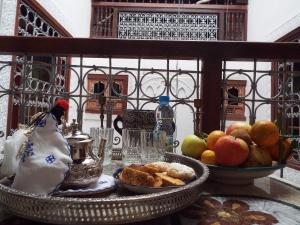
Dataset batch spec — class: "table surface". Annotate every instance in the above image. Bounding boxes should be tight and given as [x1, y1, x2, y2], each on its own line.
[0, 167, 299, 225]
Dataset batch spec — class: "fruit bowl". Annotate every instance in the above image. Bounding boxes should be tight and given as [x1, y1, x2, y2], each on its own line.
[207, 163, 284, 185]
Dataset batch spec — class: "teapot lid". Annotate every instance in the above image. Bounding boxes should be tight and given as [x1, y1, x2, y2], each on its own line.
[65, 119, 91, 140]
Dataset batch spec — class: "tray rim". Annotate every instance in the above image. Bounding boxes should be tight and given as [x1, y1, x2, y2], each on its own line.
[207, 164, 285, 172]
[0, 169, 208, 202]
[0, 153, 209, 224]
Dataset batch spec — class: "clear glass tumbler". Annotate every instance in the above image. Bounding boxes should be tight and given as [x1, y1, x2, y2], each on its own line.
[141, 130, 167, 164]
[90, 127, 114, 166]
[122, 129, 142, 165]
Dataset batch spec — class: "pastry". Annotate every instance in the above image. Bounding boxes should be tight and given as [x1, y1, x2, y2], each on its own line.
[145, 161, 171, 172]
[120, 167, 155, 187]
[119, 161, 194, 188]
[129, 164, 160, 175]
[167, 162, 196, 181]
[145, 162, 195, 181]
[155, 172, 185, 186]
[153, 175, 163, 187]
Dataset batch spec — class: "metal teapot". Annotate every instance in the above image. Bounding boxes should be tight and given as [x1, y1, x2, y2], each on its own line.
[61, 119, 104, 189]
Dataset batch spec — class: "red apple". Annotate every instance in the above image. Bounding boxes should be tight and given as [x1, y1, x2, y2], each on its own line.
[226, 122, 252, 135]
[215, 135, 249, 166]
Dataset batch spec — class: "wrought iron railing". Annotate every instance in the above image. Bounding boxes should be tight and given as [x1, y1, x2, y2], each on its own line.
[0, 36, 300, 153]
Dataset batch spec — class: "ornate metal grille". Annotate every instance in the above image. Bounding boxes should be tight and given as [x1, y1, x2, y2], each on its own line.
[12, 56, 67, 124]
[221, 60, 300, 143]
[19, 1, 61, 37]
[14, 1, 67, 125]
[2, 56, 300, 149]
[118, 12, 218, 40]
[278, 62, 300, 137]
[0, 56, 203, 150]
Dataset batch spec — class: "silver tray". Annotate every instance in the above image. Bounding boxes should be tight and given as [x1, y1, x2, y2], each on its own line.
[0, 153, 209, 224]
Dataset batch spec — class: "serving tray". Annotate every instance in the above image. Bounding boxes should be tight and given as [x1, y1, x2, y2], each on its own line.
[0, 153, 209, 225]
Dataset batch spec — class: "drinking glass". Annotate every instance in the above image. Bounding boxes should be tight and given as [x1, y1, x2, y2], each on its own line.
[90, 127, 114, 166]
[141, 130, 167, 163]
[122, 129, 142, 165]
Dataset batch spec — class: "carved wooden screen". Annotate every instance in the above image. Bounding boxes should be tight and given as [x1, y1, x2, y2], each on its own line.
[118, 12, 218, 40]
[91, 2, 247, 41]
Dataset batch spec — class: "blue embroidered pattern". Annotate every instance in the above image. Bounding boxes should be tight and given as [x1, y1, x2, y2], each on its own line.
[45, 154, 56, 164]
[35, 119, 46, 127]
[21, 141, 34, 162]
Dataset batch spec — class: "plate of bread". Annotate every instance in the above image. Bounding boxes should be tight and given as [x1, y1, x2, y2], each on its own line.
[114, 161, 196, 194]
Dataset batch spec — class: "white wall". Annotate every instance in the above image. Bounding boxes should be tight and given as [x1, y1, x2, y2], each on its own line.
[0, 0, 3, 25]
[0, 0, 18, 154]
[0, 0, 17, 36]
[37, 0, 91, 37]
[248, 0, 300, 41]
[38, 0, 91, 37]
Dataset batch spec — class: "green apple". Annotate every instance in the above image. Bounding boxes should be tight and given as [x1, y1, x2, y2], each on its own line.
[181, 134, 207, 159]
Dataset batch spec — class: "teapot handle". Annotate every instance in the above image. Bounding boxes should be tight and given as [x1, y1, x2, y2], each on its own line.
[113, 115, 123, 135]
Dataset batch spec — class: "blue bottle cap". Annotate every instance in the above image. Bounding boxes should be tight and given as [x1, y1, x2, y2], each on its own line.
[159, 96, 170, 104]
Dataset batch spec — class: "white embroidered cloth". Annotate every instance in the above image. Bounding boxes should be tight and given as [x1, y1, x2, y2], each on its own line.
[0, 129, 28, 178]
[12, 114, 72, 195]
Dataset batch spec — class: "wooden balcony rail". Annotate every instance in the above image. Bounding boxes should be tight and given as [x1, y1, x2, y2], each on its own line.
[91, 2, 247, 41]
[92, 0, 248, 5]
[1, 36, 299, 59]
[1, 36, 300, 133]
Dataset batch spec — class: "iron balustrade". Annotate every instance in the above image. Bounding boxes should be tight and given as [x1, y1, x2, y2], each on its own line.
[0, 36, 300, 152]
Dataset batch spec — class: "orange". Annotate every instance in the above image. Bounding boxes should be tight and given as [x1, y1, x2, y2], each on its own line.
[250, 120, 280, 147]
[201, 150, 216, 165]
[207, 130, 225, 150]
[264, 138, 291, 161]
